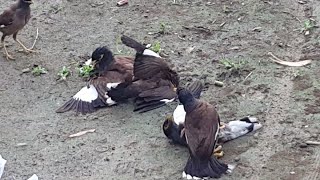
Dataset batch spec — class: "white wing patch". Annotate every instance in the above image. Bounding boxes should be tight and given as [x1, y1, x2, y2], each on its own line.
[85, 58, 92, 65]
[106, 97, 117, 106]
[143, 49, 161, 58]
[73, 85, 98, 103]
[107, 82, 121, 89]
[173, 104, 186, 125]
[160, 98, 175, 103]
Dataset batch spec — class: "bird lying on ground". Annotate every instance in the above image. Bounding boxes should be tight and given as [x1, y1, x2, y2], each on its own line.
[102, 35, 179, 113]
[0, 0, 35, 60]
[163, 81, 262, 159]
[56, 46, 134, 114]
[57, 39, 179, 114]
[177, 87, 234, 179]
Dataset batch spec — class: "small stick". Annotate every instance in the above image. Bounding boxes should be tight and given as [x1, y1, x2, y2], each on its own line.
[306, 141, 320, 145]
[214, 80, 224, 87]
[268, 52, 283, 62]
[244, 71, 253, 81]
[30, 28, 39, 50]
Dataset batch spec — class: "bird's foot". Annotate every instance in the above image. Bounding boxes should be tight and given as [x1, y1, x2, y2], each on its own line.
[213, 151, 224, 159]
[20, 48, 36, 53]
[213, 145, 224, 158]
[219, 122, 226, 130]
[5, 53, 15, 60]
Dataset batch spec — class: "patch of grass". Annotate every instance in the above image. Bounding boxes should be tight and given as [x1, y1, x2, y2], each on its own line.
[304, 20, 314, 30]
[159, 22, 166, 34]
[220, 59, 247, 70]
[150, 41, 161, 53]
[302, 19, 315, 35]
[78, 64, 94, 78]
[31, 66, 47, 76]
[57, 66, 71, 80]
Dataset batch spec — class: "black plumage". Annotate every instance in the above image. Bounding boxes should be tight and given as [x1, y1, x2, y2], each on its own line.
[114, 35, 179, 112]
[0, 0, 34, 60]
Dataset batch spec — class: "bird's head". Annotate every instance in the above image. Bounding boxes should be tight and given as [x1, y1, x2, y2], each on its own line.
[91, 46, 114, 74]
[21, 0, 33, 5]
[163, 115, 174, 137]
[177, 87, 194, 105]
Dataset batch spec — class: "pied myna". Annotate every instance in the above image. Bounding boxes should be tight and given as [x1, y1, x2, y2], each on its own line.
[104, 35, 179, 112]
[0, 0, 35, 60]
[177, 87, 233, 179]
[56, 46, 134, 114]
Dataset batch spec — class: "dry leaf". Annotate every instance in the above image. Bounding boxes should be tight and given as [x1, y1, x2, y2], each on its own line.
[117, 0, 128, 6]
[69, 129, 96, 138]
[271, 59, 311, 67]
[186, 47, 195, 54]
[268, 52, 312, 67]
[0, 155, 6, 179]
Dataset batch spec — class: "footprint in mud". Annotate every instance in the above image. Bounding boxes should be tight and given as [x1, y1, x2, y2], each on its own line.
[114, 161, 137, 174]
[304, 89, 320, 115]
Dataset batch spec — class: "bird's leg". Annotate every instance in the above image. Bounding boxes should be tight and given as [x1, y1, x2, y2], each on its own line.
[219, 122, 226, 130]
[180, 127, 185, 138]
[213, 144, 224, 158]
[13, 33, 35, 53]
[1, 36, 15, 60]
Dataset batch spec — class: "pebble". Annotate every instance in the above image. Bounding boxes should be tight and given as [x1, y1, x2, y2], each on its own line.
[234, 157, 240, 162]
[299, 143, 308, 148]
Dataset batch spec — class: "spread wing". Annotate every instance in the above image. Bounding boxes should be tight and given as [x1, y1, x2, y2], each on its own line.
[56, 70, 132, 114]
[185, 102, 219, 158]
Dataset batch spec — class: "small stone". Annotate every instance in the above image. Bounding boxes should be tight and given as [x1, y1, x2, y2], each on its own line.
[234, 157, 240, 162]
[290, 171, 295, 175]
[299, 143, 308, 148]
[21, 68, 31, 73]
[16, 143, 28, 147]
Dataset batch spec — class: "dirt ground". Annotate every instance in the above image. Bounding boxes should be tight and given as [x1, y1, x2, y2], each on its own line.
[0, 0, 319, 179]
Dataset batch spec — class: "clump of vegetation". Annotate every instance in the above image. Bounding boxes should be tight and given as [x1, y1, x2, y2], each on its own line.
[31, 65, 47, 76]
[150, 41, 161, 53]
[220, 59, 247, 71]
[78, 64, 94, 78]
[57, 66, 71, 80]
[302, 19, 315, 35]
[159, 22, 166, 34]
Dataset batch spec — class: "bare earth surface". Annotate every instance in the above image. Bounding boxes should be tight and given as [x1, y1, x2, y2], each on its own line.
[0, 0, 319, 180]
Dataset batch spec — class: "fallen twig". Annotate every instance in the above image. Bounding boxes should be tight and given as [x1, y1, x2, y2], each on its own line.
[214, 80, 224, 87]
[244, 71, 253, 81]
[306, 141, 320, 145]
[268, 52, 312, 67]
[31, 28, 39, 50]
[182, 26, 228, 33]
[69, 129, 96, 138]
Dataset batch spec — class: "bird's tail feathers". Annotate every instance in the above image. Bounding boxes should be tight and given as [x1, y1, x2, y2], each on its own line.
[121, 35, 146, 54]
[183, 156, 230, 179]
[187, 80, 204, 99]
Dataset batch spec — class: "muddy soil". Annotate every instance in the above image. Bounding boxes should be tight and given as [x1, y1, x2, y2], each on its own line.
[0, 0, 319, 180]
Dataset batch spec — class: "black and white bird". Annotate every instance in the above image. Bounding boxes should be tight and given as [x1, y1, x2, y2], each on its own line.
[56, 46, 135, 114]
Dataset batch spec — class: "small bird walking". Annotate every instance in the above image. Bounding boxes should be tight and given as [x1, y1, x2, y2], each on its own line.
[0, 0, 35, 60]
